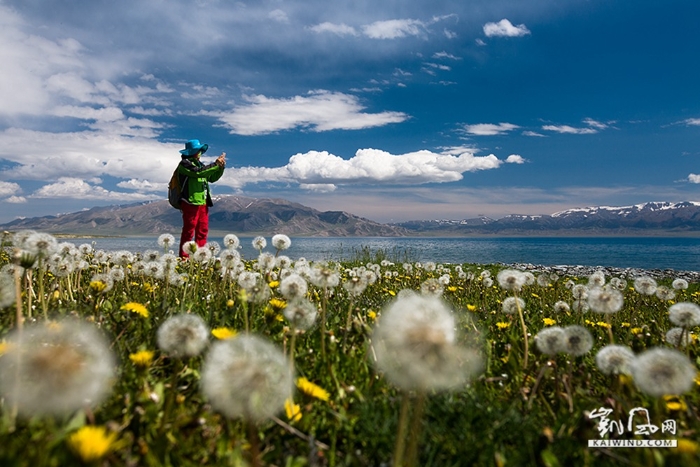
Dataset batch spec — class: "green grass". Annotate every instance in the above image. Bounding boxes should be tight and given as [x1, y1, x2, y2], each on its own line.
[0, 240, 699, 467]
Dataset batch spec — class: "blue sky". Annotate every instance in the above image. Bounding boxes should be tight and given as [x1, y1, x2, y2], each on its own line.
[1, 0, 699, 224]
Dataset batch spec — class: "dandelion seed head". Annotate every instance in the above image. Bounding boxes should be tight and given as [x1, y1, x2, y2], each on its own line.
[252, 236, 267, 251]
[272, 234, 292, 251]
[420, 278, 444, 297]
[256, 252, 276, 272]
[655, 286, 675, 301]
[205, 241, 221, 256]
[496, 269, 528, 292]
[237, 271, 260, 290]
[223, 234, 240, 250]
[571, 284, 589, 300]
[634, 276, 657, 296]
[665, 327, 693, 348]
[672, 278, 689, 290]
[668, 302, 700, 328]
[157, 313, 209, 358]
[595, 345, 635, 375]
[201, 335, 292, 422]
[588, 271, 606, 288]
[534, 326, 566, 355]
[631, 347, 697, 397]
[283, 298, 318, 330]
[372, 293, 483, 391]
[562, 325, 593, 357]
[24, 232, 58, 259]
[279, 273, 308, 300]
[609, 277, 627, 291]
[192, 248, 212, 263]
[157, 233, 176, 248]
[343, 275, 368, 297]
[587, 287, 624, 314]
[0, 320, 115, 416]
[142, 249, 161, 262]
[501, 296, 525, 315]
[309, 263, 340, 289]
[553, 301, 570, 314]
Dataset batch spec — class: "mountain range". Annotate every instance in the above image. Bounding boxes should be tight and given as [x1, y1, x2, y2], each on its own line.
[3, 198, 700, 237]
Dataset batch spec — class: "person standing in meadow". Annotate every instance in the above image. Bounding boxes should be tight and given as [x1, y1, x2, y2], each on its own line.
[176, 139, 226, 258]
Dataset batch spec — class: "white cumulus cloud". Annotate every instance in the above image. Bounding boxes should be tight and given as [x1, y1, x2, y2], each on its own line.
[30, 177, 157, 201]
[687, 174, 700, 184]
[220, 148, 504, 191]
[506, 155, 526, 164]
[5, 196, 27, 203]
[212, 91, 409, 135]
[483, 19, 531, 38]
[0, 181, 22, 198]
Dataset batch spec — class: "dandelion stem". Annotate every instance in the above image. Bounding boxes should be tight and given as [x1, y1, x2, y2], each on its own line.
[405, 391, 427, 467]
[246, 420, 262, 467]
[392, 393, 411, 467]
[514, 291, 529, 369]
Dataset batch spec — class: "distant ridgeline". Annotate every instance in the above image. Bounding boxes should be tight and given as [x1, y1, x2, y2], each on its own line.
[2, 198, 700, 237]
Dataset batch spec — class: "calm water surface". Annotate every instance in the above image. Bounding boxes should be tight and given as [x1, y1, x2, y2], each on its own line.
[68, 236, 700, 271]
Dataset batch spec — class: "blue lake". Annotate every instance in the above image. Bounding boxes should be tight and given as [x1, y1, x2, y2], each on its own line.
[65, 236, 700, 271]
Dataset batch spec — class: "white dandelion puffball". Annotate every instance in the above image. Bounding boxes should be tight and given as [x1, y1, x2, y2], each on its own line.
[534, 326, 567, 355]
[372, 293, 483, 392]
[668, 302, 700, 328]
[157, 313, 210, 358]
[562, 325, 593, 357]
[271, 234, 292, 251]
[0, 320, 116, 417]
[201, 334, 292, 422]
[587, 287, 624, 315]
[631, 347, 697, 397]
[496, 269, 528, 292]
[595, 345, 635, 375]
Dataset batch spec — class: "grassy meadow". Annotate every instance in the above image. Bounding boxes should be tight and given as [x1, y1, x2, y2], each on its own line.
[0, 231, 699, 467]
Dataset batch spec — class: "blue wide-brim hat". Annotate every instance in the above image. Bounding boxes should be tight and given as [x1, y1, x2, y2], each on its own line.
[180, 139, 209, 157]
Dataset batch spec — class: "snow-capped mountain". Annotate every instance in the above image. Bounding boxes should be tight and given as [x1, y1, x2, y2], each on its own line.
[397, 202, 700, 234]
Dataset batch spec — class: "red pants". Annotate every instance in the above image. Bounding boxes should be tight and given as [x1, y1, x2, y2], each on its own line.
[179, 203, 209, 258]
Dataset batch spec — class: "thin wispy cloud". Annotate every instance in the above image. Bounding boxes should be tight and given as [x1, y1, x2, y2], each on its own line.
[308, 22, 358, 36]
[682, 118, 700, 126]
[483, 19, 531, 38]
[542, 118, 609, 135]
[211, 91, 409, 135]
[464, 123, 520, 136]
[361, 19, 426, 39]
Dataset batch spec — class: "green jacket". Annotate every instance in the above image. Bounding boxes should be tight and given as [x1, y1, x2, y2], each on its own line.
[177, 157, 225, 206]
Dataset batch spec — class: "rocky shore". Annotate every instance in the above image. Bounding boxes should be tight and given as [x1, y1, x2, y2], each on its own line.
[497, 262, 700, 282]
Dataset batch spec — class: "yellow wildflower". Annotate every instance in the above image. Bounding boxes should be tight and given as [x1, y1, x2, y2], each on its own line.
[496, 322, 510, 329]
[284, 398, 302, 422]
[596, 321, 611, 329]
[466, 304, 477, 312]
[143, 283, 155, 293]
[663, 396, 687, 412]
[89, 280, 108, 293]
[129, 350, 154, 367]
[226, 299, 235, 308]
[211, 327, 237, 340]
[269, 298, 287, 311]
[268, 280, 280, 288]
[531, 293, 540, 299]
[67, 426, 118, 463]
[367, 310, 377, 321]
[630, 327, 643, 335]
[677, 439, 699, 455]
[296, 377, 330, 402]
[620, 322, 631, 328]
[543, 318, 556, 326]
[447, 286, 458, 292]
[120, 302, 149, 318]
